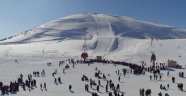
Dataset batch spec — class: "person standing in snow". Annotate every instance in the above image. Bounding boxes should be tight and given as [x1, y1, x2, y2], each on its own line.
[150, 75, 152, 80]
[167, 84, 169, 89]
[172, 77, 175, 83]
[158, 92, 162, 96]
[167, 71, 169, 76]
[165, 93, 169, 96]
[69, 84, 72, 91]
[58, 77, 62, 84]
[97, 85, 99, 92]
[118, 76, 121, 82]
[22, 82, 26, 91]
[98, 80, 101, 86]
[54, 78, 58, 85]
[43, 82, 47, 90]
[155, 75, 158, 80]
[121, 93, 124, 96]
[117, 92, 120, 96]
[85, 84, 89, 92]
[106, 84, 108, 93]
[63, 68, 65, 74]
[41, 69, 45, 77]
[117, 84, 120, 91]
[141, 88, 145, 96]
[109, 92, 112, 96]
[40, 83, 42, 91]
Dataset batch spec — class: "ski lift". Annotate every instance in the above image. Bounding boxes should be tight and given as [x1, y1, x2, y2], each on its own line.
[151, 52, 156, 66]
[151, 53, 156, 61]
[81, 36, 88, 61]
[150, 37, 156, 66]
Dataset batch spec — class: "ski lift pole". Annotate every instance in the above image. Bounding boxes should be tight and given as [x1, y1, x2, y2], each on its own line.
[81, 36, 88, 61]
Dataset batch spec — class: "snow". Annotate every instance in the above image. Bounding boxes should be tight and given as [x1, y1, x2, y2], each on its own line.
[2, 13, 186, 44]
[1, 38, 186, 96]
[0, 13, 186, 95]
[0, 56, 186, 96]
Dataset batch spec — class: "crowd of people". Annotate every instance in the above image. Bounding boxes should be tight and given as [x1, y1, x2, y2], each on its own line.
[0, 58, 185, 96]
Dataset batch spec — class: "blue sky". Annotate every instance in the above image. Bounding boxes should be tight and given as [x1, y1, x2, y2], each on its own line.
[0, 0, 186, 39]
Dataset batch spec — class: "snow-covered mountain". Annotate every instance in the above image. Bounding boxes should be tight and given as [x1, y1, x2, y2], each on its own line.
[1, 13, 186, 64]
[1, 13, 186, 44]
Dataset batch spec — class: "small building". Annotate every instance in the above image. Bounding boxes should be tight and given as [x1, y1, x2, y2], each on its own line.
[168, 60, 177, 68]
[95, 56, 102, 61]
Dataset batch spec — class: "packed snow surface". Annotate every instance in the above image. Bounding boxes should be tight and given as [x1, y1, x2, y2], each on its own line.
[0, 56, 186, 96]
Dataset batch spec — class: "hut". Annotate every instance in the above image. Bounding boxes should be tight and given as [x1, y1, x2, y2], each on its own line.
[168, 60, 177, 68]
[95, 56, 102, 61]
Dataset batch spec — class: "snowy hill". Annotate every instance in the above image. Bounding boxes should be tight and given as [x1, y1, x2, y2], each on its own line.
[1, 13, 186, 44]
[1, 13, 186, 63]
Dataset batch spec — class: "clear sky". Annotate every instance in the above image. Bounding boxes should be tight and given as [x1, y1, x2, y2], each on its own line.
[0, 0, 186, 39]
